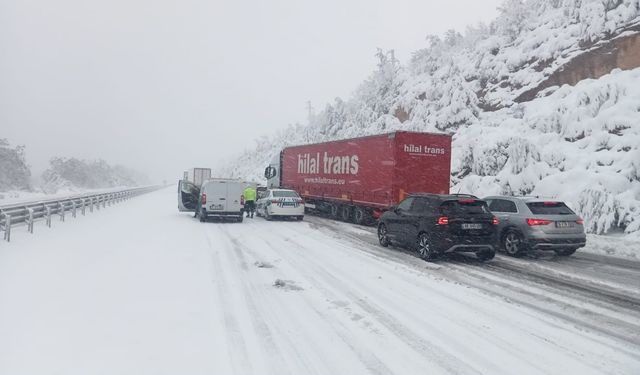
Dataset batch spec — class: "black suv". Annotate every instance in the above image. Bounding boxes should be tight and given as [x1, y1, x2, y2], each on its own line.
[377, 194, 499, 261]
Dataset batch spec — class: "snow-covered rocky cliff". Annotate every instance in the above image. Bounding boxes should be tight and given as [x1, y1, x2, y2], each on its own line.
[216, 0, 640, 237]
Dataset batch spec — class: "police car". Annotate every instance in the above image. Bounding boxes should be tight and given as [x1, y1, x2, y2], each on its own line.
[256, 188, 304, 221]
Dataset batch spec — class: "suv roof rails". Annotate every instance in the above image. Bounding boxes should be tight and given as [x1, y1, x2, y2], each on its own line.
[515, 195, 558, 200]
[409, 193, 479, 199]
[488, 195, 558, 200]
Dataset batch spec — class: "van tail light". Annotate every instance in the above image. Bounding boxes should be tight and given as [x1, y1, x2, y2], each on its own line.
[576, 218, 584, 225]
[270, 199, 279, 204]
[201, 193, 207, 205]
[437, 216, 449, 225]
[492, 216, 499, 225]
[240, 195, 245, 205]
[527, 218, 552, 226]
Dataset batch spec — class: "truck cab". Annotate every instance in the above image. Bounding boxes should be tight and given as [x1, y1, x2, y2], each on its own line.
[264, 152, 281, 188]
[178, 178, 251, 222]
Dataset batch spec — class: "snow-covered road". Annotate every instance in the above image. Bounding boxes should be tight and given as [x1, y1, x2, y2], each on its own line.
[1, 187, 639, 375]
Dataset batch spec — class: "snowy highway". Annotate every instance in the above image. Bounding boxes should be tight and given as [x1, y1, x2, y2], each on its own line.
[1, 187, 639, 375]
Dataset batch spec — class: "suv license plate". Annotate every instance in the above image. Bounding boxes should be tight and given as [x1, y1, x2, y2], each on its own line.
[462, 223, 482, 230]
[556, 221, 574, 228]
[209, 204, 224, 210]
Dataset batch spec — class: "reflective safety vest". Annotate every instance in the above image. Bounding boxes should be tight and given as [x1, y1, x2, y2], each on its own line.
[243, 187, 256, 201]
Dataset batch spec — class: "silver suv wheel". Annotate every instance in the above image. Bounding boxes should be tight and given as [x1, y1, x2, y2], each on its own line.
[503, 231, 524, 256]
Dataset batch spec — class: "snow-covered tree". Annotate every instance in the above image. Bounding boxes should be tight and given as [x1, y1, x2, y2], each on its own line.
[0, 139, 31, 191]
[41, 157, 148, 192]
[496, 0, 530, 41]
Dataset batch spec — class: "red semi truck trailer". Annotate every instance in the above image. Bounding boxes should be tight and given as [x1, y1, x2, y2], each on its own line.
[265, 131, 452, 224]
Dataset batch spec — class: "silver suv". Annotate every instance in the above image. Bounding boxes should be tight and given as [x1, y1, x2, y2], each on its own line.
[483, 196, 586, 257]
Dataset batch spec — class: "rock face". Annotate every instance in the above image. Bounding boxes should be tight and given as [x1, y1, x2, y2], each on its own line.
[516, 28, 640, 102]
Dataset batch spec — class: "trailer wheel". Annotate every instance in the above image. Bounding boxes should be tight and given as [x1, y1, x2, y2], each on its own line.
[353, 206, 367, 225]
[329, 204, 340, 219]
[340, 206, 352, 222]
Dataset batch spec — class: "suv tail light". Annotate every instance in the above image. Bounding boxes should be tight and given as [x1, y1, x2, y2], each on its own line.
[201, 193, 206, 205]
[240, 195, 245, 205]
[437, 216, 449, 225]
[527, 218, 552, 226]
[492, 216, 499, 225]
[576, 218, 584, 225]
[458, 199, 476, 204]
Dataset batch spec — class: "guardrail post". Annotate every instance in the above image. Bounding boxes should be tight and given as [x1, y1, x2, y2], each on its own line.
[96, 197, 101, 211]
[27, 208, 34, 233]
[81, 199, 86, 215]
[102, 195, 106, 209]
[58, 202, 65, 222]
[45, 206, 52, 227]
[3, 214, 10, 242]
[71, 200, 77, 218]
[90, 198, 94, 212]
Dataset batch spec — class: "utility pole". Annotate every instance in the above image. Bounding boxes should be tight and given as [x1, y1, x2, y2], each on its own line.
[306, 100, 314, 124]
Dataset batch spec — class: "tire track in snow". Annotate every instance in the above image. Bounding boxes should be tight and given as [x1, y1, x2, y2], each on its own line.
[485, 259, 640, 309]
[444, 262, 640, 357]
[219, 225, 395, 375]
[204, 229, 253, 375]
[306, 216, 640, 351]
[261, 234, 535, 375]
[213, 224, 323, 375]
[236, 223, 495, 375]
[268, 222, 640, 374]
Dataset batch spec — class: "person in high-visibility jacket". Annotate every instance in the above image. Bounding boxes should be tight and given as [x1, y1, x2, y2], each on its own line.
[243, 185, 257, 218]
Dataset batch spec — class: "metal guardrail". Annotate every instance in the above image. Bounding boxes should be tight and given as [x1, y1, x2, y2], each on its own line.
[0, 186, 160, 242]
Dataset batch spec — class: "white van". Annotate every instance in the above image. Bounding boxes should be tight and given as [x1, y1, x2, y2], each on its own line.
[178, 178, 251, 222]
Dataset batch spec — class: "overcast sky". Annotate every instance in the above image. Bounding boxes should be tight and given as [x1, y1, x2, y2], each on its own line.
[1, 0, 502, 182]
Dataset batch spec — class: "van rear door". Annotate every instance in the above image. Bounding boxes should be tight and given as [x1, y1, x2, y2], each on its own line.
[205, 180, 229, 212]
[226, 182, 245, 212]
[178, 180, 199, 212]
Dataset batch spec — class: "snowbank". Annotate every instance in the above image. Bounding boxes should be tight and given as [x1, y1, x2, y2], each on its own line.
[582, 233, 640, 260]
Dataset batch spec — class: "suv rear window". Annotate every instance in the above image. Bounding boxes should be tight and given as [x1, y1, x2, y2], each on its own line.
[440, 200, 489, 215]
[526, 202, 574, 215]
[272, 190, 299, 198]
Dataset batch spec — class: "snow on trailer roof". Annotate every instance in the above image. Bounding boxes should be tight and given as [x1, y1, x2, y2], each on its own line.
[281, 130, 453, 150]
